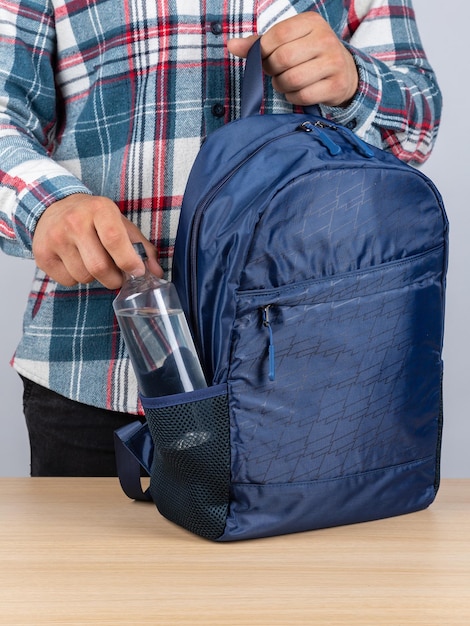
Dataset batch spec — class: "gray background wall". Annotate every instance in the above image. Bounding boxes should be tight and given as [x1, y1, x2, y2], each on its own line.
[0, 0, 468, 476]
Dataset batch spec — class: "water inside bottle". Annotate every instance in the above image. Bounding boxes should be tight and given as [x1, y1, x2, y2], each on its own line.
[117, 307, 207, 397]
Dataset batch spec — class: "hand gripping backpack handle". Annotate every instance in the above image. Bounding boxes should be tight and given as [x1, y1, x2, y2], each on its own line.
[240, 37, 321, 118]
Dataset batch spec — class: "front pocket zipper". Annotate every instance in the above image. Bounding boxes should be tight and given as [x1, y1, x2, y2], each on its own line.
[261, 305, 276, 381]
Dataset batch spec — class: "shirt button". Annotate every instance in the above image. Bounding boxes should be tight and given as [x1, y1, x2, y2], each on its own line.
[211, 103, 226, 118]
[210, 21, 223, 35]
[345, 119, 357, 130]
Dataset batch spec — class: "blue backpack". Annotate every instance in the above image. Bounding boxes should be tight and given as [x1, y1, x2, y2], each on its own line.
[115, 41, 448, 541]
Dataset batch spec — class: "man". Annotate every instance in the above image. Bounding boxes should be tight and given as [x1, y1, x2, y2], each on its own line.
[0, 1, 442, 475]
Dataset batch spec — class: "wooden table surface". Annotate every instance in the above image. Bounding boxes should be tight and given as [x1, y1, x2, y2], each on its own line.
[0, 478, 469, 625]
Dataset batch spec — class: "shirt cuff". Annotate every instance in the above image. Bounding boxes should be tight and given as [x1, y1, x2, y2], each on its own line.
[3, 172, 92, 259]
[318, 44, 381, 140]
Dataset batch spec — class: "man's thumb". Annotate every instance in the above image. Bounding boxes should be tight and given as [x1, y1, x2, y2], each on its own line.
[227, 35, 260, 59]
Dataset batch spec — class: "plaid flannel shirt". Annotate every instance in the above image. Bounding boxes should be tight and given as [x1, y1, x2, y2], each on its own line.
[0, 0, 442, 413]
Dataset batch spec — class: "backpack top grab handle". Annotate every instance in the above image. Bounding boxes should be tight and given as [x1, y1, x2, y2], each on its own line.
[240, 37, 320, 118]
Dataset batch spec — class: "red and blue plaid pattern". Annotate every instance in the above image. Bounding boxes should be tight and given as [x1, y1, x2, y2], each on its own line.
[0, 0, 442, 413]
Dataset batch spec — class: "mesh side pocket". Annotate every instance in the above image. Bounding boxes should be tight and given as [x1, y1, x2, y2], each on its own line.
[143, 387, 230, 540]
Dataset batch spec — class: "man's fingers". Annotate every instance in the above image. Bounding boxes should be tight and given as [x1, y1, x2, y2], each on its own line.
[39, 255, 81, 287]
[259, 13, 315, 60]
[92, 212, 145, 279]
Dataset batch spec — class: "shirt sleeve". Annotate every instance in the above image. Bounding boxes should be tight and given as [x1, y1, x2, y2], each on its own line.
[0, 0, 91, 259]
[319, 0, 442, 165]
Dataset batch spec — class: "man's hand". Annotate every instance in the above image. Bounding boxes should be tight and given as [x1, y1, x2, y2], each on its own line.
[32, 194, 163, 289]
[227, 12, 359, 108]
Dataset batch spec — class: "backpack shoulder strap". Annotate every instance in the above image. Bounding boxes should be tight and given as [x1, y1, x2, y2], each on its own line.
[114, 421, 153, 502]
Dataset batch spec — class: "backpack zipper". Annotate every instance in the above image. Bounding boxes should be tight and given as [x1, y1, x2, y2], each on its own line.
[299, 120, 375, 158]
[261, 305, 275, 382]
[297, 121, 342, 156]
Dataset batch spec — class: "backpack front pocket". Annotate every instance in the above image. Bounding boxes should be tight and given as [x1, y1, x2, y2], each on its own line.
[230, 246, 445, 486]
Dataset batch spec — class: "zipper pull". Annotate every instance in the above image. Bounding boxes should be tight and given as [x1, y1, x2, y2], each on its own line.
[316, 120, 374, 158]
[298, 121, 342, 156]
[336, 124, 375, 158]
[262, 305, 275, 382]
[305, 119, 375, 159]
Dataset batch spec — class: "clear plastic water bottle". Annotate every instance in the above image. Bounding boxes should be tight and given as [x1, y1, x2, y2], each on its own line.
[113, 243, 207, 397]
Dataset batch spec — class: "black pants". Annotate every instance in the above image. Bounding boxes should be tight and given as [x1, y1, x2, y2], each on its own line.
[21, 376, 144, 477]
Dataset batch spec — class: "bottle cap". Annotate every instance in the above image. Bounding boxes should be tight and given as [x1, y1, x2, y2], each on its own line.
[132, 242, 148, 261]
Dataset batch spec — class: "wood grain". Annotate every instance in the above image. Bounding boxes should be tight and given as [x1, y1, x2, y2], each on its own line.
[0, 478, 469, 625]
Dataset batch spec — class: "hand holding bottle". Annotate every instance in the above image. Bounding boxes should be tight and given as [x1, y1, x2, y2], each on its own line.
[32, 193, 163, 288]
